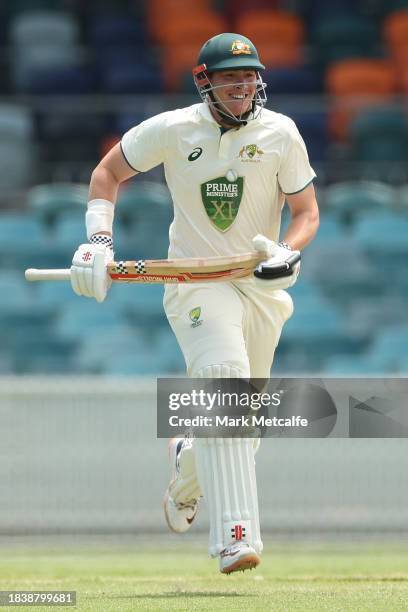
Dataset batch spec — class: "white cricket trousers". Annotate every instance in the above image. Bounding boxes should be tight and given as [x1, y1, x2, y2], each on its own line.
[163, 277, 293, 378]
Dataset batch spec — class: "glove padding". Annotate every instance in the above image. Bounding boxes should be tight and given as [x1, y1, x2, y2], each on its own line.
[252, 234, 301, 290]
[71, 243, 113, 303]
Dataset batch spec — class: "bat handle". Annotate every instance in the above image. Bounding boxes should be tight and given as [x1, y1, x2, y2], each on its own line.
[287, 252, 301, 266]
[25, 268, 71, 282]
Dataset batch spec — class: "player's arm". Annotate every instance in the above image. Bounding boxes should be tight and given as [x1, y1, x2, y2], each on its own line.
[70, 143, 138, 302]
[252, 183, 319, 288]
[283, 182, 319, 251]
[71, 112, 167, 302]
[88, 142, 139, 227]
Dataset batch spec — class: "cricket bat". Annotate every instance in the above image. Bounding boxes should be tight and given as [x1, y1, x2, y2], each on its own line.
[25, 252, 268, 284]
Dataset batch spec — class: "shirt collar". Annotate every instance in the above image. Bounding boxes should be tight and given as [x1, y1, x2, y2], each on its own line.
[197, 102, 218, 125]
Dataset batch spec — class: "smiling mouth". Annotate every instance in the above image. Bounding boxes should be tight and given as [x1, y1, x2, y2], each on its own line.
[229, 93, 248, 100]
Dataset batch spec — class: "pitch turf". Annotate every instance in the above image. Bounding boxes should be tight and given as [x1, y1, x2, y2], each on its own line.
[0, 538, 408, 611]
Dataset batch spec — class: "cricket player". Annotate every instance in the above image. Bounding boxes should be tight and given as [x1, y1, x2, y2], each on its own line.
[70, 33, 319, 574]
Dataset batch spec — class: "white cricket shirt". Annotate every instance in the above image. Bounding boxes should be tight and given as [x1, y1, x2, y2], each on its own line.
[121, 103, 316, 259]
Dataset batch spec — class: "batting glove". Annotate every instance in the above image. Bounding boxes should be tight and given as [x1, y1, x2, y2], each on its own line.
[71, 237, 113, 303]
[252, 234, 301, 290]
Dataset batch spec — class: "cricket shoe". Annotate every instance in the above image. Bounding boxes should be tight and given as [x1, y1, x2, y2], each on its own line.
[163, 437, 200, 533]
[219, 541, 261, 574]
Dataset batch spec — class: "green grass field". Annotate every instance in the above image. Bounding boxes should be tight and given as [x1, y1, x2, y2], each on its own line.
[0, 538, 408, 611]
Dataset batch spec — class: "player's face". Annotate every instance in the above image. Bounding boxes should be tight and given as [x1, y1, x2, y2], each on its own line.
[210, 69, 257, 117]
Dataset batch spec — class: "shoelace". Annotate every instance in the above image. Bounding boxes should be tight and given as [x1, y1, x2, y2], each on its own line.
[220, 542, 249, 558]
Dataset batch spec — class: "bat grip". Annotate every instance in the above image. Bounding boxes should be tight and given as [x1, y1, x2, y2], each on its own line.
[25, 268, 71, 282]
[286, 252, 301, 266]
[253, 251, 301, 279]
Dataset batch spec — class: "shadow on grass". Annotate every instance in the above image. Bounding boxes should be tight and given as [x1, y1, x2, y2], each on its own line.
[104, 591, 254, 599]
[275, 576, 408, 583]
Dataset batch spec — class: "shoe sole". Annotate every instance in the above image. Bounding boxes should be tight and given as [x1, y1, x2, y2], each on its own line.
[221, 554, 260, 574]
[163, 438, 198, 534]
[163, 482, 199, 534]
[163, 487, 177, 533]
[163, 438, 180, 532]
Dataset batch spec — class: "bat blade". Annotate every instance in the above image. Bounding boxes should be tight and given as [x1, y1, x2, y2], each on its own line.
[107, 252, 265, 283]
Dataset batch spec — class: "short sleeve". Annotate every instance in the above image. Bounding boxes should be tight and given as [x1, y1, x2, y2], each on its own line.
[277, 117, 316, 195]
[120, 112, 170, 173]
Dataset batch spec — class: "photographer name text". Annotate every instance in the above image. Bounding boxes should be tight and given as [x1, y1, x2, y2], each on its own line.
[168, 415, 308, 427]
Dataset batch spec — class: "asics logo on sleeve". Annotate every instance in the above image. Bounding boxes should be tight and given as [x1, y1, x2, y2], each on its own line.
[188, 147, 203, 161]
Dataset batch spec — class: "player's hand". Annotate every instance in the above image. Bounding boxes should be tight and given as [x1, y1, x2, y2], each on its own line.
[70, 243, 113, 302]
[252, 234, 301, 290]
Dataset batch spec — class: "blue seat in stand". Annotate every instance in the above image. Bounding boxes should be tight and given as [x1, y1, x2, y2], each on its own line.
[353, 211, 408, 274]
[0, 215, 48, 268]
[75, 325, 149, 373]
[322, 354, 391, 375]
[124, 284, 166, 326]
[281, 110, 328, 162]
[304, 236, 381, 303]
[350, 107, 408, 163]
[53, 297, 127, 342]
[35, 281, 79, 310]
[0, 105, 33, 193]
[10, 10, 81, 91]
[26, 64, 97, 95]
[103, 328, 185, 375]
[90, 15, 148, 49]
[346, 296, 408, 336]
[27, 183, 89, 226]
[311, 15, 377, 64]
[0, 270, 34, 310]
[9, 11, 79, 47]
[399, 184, 408, 211]
[113, 111, 149, 134]
[324, 181, 396, 221]
[116, 182, 172, 258]
[264, 66, 322, 95]
[101, 59, 164, 94]
[367, 326, 408, 369]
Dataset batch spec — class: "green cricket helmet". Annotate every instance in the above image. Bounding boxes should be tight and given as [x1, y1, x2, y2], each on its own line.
[197, 33, 265, 72]
[193, 33, 267, 126]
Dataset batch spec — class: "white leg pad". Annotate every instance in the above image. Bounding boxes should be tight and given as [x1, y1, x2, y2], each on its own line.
[195, 364, 261, 454]
[195, 437, 262, 557]
[194, 361, 262, 558]
[253, 438, 261, 455]
[195, 364, 245, 378]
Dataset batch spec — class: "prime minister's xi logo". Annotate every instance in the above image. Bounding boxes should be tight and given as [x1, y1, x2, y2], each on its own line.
[200, 175, 244, 232]
[238, 144, 264, 162]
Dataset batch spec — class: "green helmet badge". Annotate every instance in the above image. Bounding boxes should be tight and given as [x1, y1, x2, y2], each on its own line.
[231, 39, 252, 56]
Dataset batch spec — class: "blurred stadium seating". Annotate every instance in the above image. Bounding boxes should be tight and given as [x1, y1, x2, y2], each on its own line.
[235, 10, 305, 67]
[0, 0, 407, 375]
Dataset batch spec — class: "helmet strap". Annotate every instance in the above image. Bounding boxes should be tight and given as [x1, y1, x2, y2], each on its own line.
[206, 91, 250, 127]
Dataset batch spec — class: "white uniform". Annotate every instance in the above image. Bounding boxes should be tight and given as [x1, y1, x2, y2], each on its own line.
[122, 102, 315, 559]
[121, 102, 315, 378]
